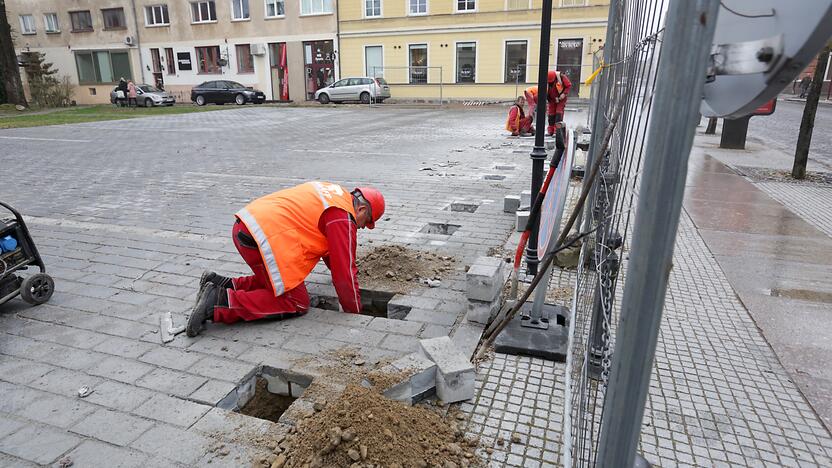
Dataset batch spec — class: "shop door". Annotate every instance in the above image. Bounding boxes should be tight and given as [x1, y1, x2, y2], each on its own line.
[150, 48, 164, 89]
[557, 38, 583, 97]
[303, 40, 335, 101]
[268, 42, 289, 101]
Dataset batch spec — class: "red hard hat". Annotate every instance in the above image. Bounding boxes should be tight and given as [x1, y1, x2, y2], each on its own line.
[547, 70, 557, 83]
[354, 187, 385, 229]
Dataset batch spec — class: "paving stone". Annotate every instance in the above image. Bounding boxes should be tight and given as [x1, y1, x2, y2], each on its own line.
[187, 336, 251, 359]
[92, 336, 157, 359]
[421, 324, 452, 338]
[35, 343, 107, 371]
[138, 346, 204, 371]
[466, 298, 501, 325]
[520, 190, 532, 207]
[132, 393, 212, 427]
[0, 357, 55, 385]
[466, 257, 506, 302]
[191, 407, 288, 440]
[135, 368, 209, 397]
[62, 439, 149, 468]
[131, 424, 212, 465]
[188, 356, 257, 384]
[378, 334, 420, 353]
[390, 352, 438, 398]
[516, 210, 530, 232]
[83, 380, 155, 412]
[71, 408, 155, 446]
[0, 417, 26, 440]
[87, 355, 155, 384]
[20, 393, 97, 428]
[504, 195, 521, 213]
[367, 317, 423, 335]
[236, 345, 296, 367]
[326, 326, 386, 347]
[0, 424, 81, 465]
[0, 384, 49, 415]
[418, 336, 475, 403]
[451, 322, 484, 359]
[405, 308, 459, 326]
[189, 380, 237, 406]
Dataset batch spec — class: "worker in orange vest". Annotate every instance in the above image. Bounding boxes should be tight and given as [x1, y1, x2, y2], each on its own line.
[186, 182, 386, 337]
[523, 70, 571, 136]
[506, 95, 534, 136]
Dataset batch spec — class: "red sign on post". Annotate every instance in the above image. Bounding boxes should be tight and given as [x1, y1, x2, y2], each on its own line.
[753, 99, 777, 116]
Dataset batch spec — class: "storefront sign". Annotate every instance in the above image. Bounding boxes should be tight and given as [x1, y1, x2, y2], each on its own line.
[177, 52, 192, 71]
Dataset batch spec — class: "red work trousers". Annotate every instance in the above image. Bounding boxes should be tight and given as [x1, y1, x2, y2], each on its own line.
[213, 221, 309, 324]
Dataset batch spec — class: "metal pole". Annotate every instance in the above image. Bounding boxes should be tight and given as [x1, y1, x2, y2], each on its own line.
[439, 66, 443, 107]
[526, 0, 555, 276]
[595, 1, 719, 466]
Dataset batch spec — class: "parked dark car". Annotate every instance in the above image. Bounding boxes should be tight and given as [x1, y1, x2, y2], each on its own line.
[190, 80, 266, 106]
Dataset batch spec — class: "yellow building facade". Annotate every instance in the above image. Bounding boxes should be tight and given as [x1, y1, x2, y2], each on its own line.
[338, 0, 609, 102]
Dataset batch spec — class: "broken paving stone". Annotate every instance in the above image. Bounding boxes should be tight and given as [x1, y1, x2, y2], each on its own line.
[348, 449, 361, 461]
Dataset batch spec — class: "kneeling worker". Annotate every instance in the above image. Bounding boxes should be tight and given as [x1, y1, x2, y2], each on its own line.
[506, 95, 534, 136]
[187, 182, 385, 337]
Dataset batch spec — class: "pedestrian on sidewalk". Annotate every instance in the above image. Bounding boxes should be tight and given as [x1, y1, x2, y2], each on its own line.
[186, 182, 386, 337]
[799, 74, 812, 98]
[117, 77, 128, 107]
[506, 95, 534, 136]
[127, 80, 138, 109]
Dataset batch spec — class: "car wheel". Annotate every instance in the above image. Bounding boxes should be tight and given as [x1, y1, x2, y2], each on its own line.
[144, 98, 154, 107]
[360, 92, 371, 104]
[196, 95, 206, 106]
[235, 94, 246, 105]
[318, 93, 330, 104]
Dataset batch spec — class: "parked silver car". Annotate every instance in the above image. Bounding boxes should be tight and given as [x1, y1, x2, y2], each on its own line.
[109, 84, 175, 107]
[315, 77, 390, 104]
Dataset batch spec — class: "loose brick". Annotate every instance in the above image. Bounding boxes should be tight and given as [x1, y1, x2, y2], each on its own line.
[465, 257, 506, 302]
[516, 210, 530, 232]
[503, 195, 521, 213]
[418, 336, 475, 403]
[520, 190, 532, 207]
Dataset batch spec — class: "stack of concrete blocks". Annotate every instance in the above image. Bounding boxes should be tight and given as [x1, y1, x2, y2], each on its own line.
[465, 256, 506, 325]
[418, 337, 475, 403]
[367, 352, 438, 405]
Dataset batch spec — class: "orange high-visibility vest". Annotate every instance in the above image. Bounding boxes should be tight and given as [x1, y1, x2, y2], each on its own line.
[236, 181, 356, 296]
[524, 86, 539, 102]
[505, 105, 523, 131]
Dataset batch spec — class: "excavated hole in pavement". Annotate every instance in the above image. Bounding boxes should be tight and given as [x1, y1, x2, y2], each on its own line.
[444, 202, 479, 213]
[419, 222, 461, 235]
[312, 288, 397, 318]
[239, 377, 298, 423]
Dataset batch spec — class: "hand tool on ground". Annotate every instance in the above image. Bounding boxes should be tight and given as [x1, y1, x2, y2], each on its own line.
[160, 311, 186, 343]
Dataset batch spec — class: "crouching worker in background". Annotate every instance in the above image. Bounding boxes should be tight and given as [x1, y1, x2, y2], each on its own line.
[186, 182, 386, 337]
[506, 95, 534, 137]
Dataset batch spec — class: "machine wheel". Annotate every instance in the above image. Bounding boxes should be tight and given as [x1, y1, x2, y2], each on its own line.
[318, 93, 330, 104]
[196, 95, 206, 106]
[20, 273, 54, 305]
[360, 92, 371, 104]
[145, 98, 154, 107]
[235, 94, 246, 105]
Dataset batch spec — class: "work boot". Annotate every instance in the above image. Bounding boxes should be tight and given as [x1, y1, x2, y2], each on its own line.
[200, 270, 234, 290]
[186, 284, 228, 337]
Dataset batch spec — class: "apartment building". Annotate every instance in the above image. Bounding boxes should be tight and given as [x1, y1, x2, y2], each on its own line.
[337, 0, 609, 101]
[7, 0, 340, 104]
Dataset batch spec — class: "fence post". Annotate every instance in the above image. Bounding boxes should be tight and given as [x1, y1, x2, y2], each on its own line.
[594, 1, 720, 466]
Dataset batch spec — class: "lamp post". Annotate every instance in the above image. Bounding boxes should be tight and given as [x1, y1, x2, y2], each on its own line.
[525, 0, 554, 276]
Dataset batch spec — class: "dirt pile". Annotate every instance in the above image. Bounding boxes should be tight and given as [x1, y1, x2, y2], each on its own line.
[275, 385, 482, 468]
[357, 245, 457, 293]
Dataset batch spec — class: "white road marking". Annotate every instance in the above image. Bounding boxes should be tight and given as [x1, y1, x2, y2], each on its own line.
[0, 136, 91, 143]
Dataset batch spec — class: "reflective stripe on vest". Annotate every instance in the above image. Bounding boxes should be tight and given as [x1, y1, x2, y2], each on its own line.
[236, 206, 287, 295]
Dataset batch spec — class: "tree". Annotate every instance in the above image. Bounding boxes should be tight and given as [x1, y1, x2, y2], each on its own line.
[792, 43, 831, 179]
[22, 51, 71, 107]
[0, 0, 27, 106]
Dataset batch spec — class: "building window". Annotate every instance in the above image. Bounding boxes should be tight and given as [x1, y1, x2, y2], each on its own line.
[303, 40, 335, 99]
[102, 8, 126, 30]
[231, 0, 250, 20]
[44, 13, 60, 32]
[505, 40, 527, 83]
[300, 0, 333, 15]
[165, 48, 176, 74]
[70, 11, 93, 32]
[506, 0, 527, 9]
[196, 46, 222, 73]
[456, 0, 475, 12]
[191, 1, 217, 23]
[364, 0, 381, 17]
[408, 0, 427, 14]
[145, 5, 170, 26]
[75, 51, 131, 84]
[456, 42, 476, 83]
[18, 15, 36, 35]
[365, 45, 383, 77]
[236, 44, 254, 73]
[560, 0, 587, 6]
[265, 0, 285, 17]
[409, 44, 427, 84]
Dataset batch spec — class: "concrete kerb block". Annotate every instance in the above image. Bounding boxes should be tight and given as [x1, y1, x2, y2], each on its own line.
[417, 336, 475, 403]
[466, 298, 501, 325]
[466, 257, 506, 302]
[503, 195, 521, 213]
[516, 210, 530, 232]
[520, 190, 532, 207]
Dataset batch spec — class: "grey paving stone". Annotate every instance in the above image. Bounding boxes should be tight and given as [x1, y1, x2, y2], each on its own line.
[92, 336, 157, 359]
[138, 346, 204, 371]
[0, 417, 26, 440]
[188, 380, 237, 406]
[61, 439, 149, 468]
[0, 357, 55, 385]
[83, 380, 155, 412]
[71, 408, 155, 446]
[135, 368, 208, 398]
[187, 356, 257, 384]
[191, 407, 288, 440]
[28, 368, 103, 397]
[281, 336, 349, 355]
[13, 322, 109, 350]
[19, 393, 97, 428]
[87, 356, 155, 384]
[35, 343, 108, 371]
[236, 345, 296, 367]
[420, 324, 452, 338]
[130, 424, 212, 465]
[0, 453, 37, 467]
[405, 308, 459, 326]
[0, 384, 49, 415]
[186, 336, 251, 359]
[132, 393, 211, 427]
[326, 326, 386, 347]
[378, 334, 420, 353]
[451, 322, 484, 359]
[367, 317, 423, 336]
[0, 424, 81, 465]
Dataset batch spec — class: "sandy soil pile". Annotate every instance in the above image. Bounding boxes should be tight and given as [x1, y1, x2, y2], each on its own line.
[274, 385, 481, 468]
[357, 245, 457, 293]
